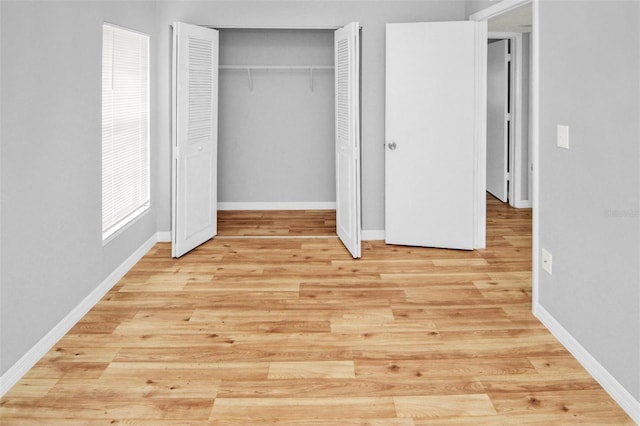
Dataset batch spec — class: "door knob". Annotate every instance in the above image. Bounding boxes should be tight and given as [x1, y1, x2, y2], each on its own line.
[387, 141, 397, 151]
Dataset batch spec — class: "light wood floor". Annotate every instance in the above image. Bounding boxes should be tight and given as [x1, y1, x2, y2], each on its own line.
[0, 196, 633, 424]
[218, 209, 336, 236]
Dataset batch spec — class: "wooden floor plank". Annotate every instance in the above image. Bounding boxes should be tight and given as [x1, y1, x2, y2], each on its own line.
[0, 196, 633, 424]
[393, 394, 497, 419]
[209, 396, 397, 420]
[268, 361, 355, 379]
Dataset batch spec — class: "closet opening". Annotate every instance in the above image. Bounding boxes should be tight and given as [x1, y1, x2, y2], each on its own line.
[215, 28, 336, 237]
[172, 22, 361, 258]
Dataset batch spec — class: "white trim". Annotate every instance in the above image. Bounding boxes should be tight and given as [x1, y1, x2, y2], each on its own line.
[535, 305, 640, 424]
[531, 0, 540, 315]
[513, 199, 532, 209]
[362, 230, 385, 241]
[215, 232, 385, 241]
[217, 235, 338, 240]
[171, 23, 178, 257]
[474, 20, 488, 249]
[511, 33, 523, 208]
[488, 31, 519, 39]
[470, 0, 532, 22]
[0, 233, 158, 398]
[217, 202, 337, 211]
[102, 204, 151, 245]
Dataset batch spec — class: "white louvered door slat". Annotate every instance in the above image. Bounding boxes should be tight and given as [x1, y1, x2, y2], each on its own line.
[172, 23, 219, 258]
[334, 23, 361, 258]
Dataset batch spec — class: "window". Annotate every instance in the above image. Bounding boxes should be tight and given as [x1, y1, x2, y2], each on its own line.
[102, 23, 150, 241]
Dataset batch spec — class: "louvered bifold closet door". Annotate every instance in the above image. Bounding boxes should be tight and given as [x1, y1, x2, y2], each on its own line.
[172, 23, 219, 258]
[334, 22, 362, 258]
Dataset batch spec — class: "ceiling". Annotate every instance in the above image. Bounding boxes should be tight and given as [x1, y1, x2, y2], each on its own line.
[488, 3, 532, 33]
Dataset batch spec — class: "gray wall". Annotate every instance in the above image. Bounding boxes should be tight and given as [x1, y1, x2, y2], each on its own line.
[465, 0, 497, 18]
[155, 1, 466, 231]
[218, 29, 335, 204]
[538, 1, 640, 400]
[0, 1, 158, 374]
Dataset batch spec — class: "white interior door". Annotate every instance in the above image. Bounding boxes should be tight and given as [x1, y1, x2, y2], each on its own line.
[487, 39, 510, 202]
[172, 22, 219, 258]
[335, 22, 361, 258]
[385, 21, 485, 250]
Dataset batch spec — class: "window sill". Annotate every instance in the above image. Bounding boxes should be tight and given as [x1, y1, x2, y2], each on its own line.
[102, 204, 151, 246]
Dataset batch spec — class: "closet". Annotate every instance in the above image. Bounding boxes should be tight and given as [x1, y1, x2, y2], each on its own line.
[217, 29, 336, 209]
[171, 23, 361, 258]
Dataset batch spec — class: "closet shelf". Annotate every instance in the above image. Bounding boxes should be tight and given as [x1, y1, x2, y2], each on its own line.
[219, 65, 334, 92]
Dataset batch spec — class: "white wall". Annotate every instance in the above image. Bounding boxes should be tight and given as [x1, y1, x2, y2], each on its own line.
[537, 0, 640, 402]
[0, 1, 158, 375]
[155, 0, 466, 231]
[217, 29, 335, 204]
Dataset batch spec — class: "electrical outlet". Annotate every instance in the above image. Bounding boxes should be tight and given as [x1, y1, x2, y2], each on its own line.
[541, 248, 553, 275]
[557, 125, 570, 149]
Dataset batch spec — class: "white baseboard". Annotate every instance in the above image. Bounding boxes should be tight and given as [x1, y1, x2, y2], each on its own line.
[0, 233, 159, 398]
[218, 202, 336, 211]
[512, 199, 533, 209]
[159, 229, 383, 242]
[535, 304, 640, 424]
[362, 230, 385, 241]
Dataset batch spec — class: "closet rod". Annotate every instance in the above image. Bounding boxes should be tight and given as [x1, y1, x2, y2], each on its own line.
[219, 65, 334, 70]
[219, 65, 334, 93]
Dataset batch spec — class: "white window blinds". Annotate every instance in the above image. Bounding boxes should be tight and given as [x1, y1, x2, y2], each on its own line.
[102, 24, 150, 240]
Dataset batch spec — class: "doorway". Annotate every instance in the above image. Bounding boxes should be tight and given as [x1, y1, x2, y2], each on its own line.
[215, 29, 336, 238]
[470, 0, 538, 304]
[486, 30, 532, 209]
[216, 29, 336, 213]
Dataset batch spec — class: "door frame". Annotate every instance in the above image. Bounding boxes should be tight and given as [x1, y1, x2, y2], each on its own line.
[470, 0, 539, 311]
[473, 22, 488, 250]
[205, 23, 341, 216]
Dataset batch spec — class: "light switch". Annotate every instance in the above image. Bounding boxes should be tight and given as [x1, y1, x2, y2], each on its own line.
[557, 125, 570, 149]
